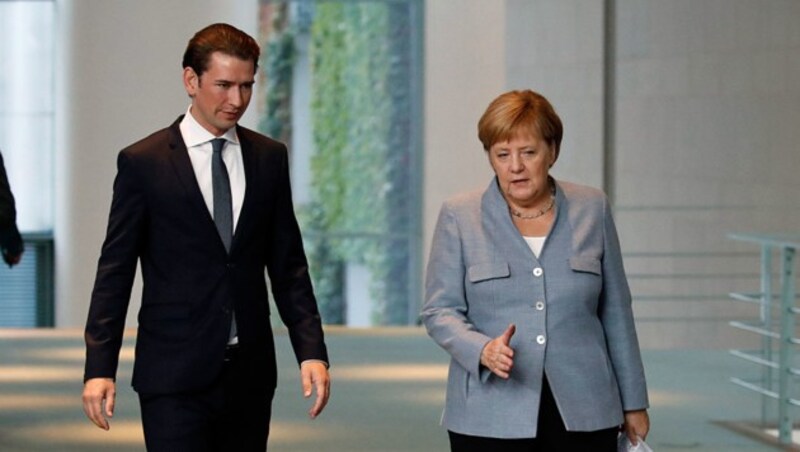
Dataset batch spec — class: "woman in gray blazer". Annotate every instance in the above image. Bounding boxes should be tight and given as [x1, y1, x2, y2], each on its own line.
[422, 90, 649, 451]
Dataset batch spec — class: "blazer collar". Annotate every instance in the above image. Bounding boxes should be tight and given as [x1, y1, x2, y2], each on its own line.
[231, 125, 257, 255]
[167, 117, 214, 227]
[167, 116, 241, 256]
[482, 176, 564, 261]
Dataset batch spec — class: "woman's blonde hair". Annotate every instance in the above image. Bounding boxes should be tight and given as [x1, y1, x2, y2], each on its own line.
[478, 90, 563, 161]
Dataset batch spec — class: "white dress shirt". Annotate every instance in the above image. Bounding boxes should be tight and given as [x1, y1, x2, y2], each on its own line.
[523, 235, 546, 258]
[180, 106, 245, 345]
[179, 106, 246, 231]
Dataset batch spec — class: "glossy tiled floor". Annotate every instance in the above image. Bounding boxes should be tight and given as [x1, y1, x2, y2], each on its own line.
[0, 328, 783, 451]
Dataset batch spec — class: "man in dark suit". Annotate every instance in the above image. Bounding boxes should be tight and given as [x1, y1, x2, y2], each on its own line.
[0, 150, 23, 268]
[82, 23, 330, 451]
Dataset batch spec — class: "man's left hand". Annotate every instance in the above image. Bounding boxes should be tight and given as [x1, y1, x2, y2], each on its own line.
[300, 361, 330, 419]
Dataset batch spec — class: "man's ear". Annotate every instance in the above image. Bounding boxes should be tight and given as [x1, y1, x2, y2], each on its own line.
[183, 67, 199, 97]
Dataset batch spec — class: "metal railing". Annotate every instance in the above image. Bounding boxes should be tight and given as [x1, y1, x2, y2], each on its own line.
[728, 233, 800, 445]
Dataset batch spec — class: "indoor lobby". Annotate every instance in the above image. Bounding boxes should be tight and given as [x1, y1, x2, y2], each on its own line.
[1, 0, 799, 450]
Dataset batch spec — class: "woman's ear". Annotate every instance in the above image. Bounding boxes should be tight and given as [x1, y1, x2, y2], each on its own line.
[548, 143, 558, 168]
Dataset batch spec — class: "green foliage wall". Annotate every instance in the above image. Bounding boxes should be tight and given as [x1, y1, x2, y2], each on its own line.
[260, 3, 294, 145]
[261, 1, 415, 325]
[307, 2, 412, 325]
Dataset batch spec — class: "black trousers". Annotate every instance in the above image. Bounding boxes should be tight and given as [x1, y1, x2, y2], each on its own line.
[138, 346, 276, 452]
[449, 376, 618, 452]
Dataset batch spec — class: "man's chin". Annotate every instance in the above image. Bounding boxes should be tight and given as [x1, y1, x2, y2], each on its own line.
[214, 119, 238, 131]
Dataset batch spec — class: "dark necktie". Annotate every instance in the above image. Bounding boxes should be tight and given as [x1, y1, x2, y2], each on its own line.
[211, 138, 233, 252]
[211, 138, 237, 340]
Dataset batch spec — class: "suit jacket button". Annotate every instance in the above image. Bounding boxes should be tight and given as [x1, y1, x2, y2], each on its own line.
[535, 301, 545, 310]
[532, 267, 543, 277]
[536, 335, 546, 345]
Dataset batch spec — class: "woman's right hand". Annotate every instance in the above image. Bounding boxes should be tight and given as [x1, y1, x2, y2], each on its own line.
[480, 324, 516, 379]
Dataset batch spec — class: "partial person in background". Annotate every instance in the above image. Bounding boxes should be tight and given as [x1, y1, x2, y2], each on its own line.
[422, 90, 649, 451]
[81, 23, 330, 451]
[0, 150, 23, 268]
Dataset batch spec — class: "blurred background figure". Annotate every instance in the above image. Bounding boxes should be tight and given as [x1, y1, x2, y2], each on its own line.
[0, 150, 23, 268]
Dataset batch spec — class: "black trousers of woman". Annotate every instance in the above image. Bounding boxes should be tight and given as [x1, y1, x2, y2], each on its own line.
[449, 376, 618, 452]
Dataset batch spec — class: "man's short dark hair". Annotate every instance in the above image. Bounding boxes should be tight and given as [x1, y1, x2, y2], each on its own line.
[182, 23, 260, 76]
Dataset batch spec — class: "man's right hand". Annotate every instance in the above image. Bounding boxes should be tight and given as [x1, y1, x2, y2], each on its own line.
[2, 249, 22, 267]
[82, 377, 116, 430]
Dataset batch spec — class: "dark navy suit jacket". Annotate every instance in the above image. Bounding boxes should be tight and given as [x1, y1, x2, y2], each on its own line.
[84, 117, 327, 394]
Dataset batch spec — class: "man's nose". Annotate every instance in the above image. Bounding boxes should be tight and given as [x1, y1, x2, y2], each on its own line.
[228, 87, 243, 107]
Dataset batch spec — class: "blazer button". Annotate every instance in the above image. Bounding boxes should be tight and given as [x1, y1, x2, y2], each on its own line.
[536, 335, 546, 345]
[535, 301, 545, 310]
[532, 267, 543, 277]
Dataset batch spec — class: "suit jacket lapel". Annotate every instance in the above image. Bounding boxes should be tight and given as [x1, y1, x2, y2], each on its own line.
[482, 178, 533, 262]
[482, 177, 563, 263]
[231, 125, 257, 255]
[166, 118, 222, 244]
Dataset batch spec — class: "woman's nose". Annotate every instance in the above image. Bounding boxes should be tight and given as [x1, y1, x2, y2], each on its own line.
[510, 154, 524, 172]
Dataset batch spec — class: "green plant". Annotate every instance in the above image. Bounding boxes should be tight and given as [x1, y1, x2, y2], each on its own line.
[260, 1, 415, 325]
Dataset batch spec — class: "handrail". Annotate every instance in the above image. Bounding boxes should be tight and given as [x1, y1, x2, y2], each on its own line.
[728, 232, 799, 445]
[728, 321, 779, 339]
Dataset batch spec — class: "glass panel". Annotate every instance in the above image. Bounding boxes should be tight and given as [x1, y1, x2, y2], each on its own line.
[258, 0, 422, 326]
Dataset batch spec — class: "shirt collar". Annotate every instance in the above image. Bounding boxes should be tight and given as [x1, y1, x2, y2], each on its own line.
[180, 105, 240, 148]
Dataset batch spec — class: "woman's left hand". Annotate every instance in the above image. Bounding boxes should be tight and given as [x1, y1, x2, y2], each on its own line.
[623, 409, 649, 443]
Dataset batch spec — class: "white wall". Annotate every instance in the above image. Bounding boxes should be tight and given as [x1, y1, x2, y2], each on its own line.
[506, 0, 606, 189]
[423, 0, 505, 260]
[0, 3, 55, 232]
[55, 0, 259, 327]
[611, 0, 800, 348]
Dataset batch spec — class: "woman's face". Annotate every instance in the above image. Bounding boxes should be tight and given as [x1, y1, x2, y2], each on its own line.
[488, 133, 556, 208]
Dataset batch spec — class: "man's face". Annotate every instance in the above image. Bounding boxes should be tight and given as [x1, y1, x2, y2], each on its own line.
[183, 51, 255, 136]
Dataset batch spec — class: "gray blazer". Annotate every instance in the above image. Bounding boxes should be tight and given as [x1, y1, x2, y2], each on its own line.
[421, 178, 648, 439]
